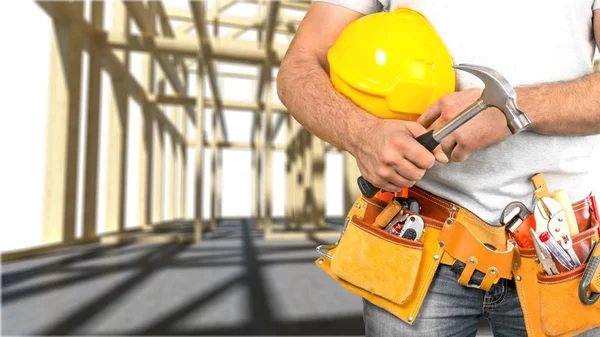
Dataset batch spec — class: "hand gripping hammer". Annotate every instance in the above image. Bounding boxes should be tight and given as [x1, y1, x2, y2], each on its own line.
[358, 64, 533, 198]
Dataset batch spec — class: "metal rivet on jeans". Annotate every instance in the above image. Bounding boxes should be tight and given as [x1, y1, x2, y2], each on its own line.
[408, 317, 413, 323]
[469, 257, 475, 264]
[490, 268, 497, 275]
[362, 202, 367, 209]
[355, 203, 360, 208]
[433, 255, 439, 261]
[446, 219, 453, 226]
[516, 276, 522, 281]
[451, 206, 458, 212]
[318, 258, 323, 264]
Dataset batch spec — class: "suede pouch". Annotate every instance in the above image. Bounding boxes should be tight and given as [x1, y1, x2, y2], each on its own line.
[515, 202, 600, 337]
[315, 207, 444, 324]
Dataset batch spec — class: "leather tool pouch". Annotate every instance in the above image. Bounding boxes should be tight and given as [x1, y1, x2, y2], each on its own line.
[315, 195, 445, 324]
[514, 198, 600, 337]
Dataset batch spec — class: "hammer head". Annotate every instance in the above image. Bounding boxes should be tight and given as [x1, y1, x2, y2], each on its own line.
[453, 64, 532, 134]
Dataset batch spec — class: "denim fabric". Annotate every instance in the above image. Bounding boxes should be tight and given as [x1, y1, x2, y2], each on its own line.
[363, 264, 600, 337]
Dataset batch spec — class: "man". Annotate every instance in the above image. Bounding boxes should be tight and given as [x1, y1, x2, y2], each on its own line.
[277, 0, 600, 336]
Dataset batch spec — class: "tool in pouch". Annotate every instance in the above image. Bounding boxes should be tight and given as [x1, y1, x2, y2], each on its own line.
[357, 63, 532, 198]
[579, 240, 600, 305]
[534, 197, 581, 269]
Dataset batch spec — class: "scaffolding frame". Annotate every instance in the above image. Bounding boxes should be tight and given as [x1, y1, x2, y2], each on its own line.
[3, 0, 365, 262]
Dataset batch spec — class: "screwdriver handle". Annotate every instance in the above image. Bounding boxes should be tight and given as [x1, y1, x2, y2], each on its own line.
[357, 132, 439, 198]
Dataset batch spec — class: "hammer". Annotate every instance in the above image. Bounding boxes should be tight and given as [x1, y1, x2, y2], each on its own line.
[358, 64, 532, 198]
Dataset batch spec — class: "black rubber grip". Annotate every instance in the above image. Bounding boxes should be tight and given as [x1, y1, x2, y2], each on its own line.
[357, 176, 380, 198]
[415, 130, 440, 152]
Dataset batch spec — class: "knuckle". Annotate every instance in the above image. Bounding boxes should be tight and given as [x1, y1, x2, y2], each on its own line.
[376, 166, 390, 179]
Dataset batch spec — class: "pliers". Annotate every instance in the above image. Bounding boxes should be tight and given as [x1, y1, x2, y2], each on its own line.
[534, 197, 581, 267]
[530, 228, 559, 275]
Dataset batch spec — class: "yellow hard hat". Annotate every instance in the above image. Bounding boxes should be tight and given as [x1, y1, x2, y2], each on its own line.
[328, 8, 455, 121]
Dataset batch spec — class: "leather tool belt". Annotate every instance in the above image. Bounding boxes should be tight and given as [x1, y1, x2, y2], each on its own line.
[315, 186, 600, 336]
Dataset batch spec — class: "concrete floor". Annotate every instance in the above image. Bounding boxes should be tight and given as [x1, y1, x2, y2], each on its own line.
[2, 220, 493, 336]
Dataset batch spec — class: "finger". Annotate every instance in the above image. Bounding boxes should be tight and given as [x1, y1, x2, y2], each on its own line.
[433, 146, 449, 164]
[389, 159, 426, 182]
[403, 123, 437, 169]
[440, 137, 458, 161]
[450, 144, 470, 162]
[377, 165, 417, 190]
[383, 175, 416, 191]
[417, 100, 442, 128]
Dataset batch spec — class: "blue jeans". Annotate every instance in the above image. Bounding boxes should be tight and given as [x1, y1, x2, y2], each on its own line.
[363, 264, 600, 337]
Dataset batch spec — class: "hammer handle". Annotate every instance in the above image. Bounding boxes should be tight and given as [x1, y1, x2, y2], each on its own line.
[357, 100, 487, 198]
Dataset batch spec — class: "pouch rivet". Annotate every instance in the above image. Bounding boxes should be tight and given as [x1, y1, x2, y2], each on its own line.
[362, 202, 367, 209]
[318, 258, 324, 264]
[433, 255, 439, 261]
[439, 241, 445, 248]
[354, 203, 360, 208]
[490, 268, 497, 275]
[446, 219, 453, 226]
[408, 317, 413, 323]
[451, 206, 458, 212]
[516, 276, 522, 281]
[513, 263, 520, 270]
[469, 257, 475, 264]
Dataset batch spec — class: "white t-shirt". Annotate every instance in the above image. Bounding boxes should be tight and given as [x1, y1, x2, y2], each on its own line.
[318, 0, 600, 223]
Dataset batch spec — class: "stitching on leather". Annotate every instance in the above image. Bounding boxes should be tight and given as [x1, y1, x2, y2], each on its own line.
[538, 272, 584, 285]
[352, 219, 424, 250]
[411, 189, 501, 235]
[516, 276, 535, 337]
[410, 247, 442, 320]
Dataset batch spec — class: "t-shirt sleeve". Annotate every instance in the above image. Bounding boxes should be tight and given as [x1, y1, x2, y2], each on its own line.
[594, 0, 600, 10]
[314, 0, 384, 14]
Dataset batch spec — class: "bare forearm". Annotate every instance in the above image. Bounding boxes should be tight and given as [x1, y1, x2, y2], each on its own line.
[277, 51, 377, 153]
[517, 72, 600, 135]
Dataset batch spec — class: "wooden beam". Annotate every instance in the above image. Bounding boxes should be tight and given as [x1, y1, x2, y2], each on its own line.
[138, 0, 155, 230]
[168, 106, 178, 219]
[190, 1, 228, 142]
[105, 1, 130, 233]
[82, 1, 104, 240]
[41, 2, 84, 244]
[153, 81, 166, 223]
[124, 1, 197, 125]
[311, 135, 325, 227]
[194, 63, 205, 241]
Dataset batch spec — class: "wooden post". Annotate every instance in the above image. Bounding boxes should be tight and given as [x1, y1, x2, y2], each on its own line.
[168, 106, 177, 219]
[82, 1, 104, 240]
[312, 134, 325, 227]
[42, 2, 84, 244]
[153, 80, 166, 223]
[178, 68, 188, 219]
[194, 63, 205, 241]
[210, 103, 218, 230]
[105, 1, 130, 233]
[139, 0, 155, 230]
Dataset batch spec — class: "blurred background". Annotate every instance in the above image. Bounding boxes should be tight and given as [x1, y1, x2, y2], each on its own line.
[1, 1, 599, 336]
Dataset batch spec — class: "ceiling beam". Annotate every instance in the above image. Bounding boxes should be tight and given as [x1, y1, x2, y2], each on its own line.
[251, 0, 280, 142]
[104, 32, 288, 64]
[123, 1, 197, 124]
[190, 0, 228, 141]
